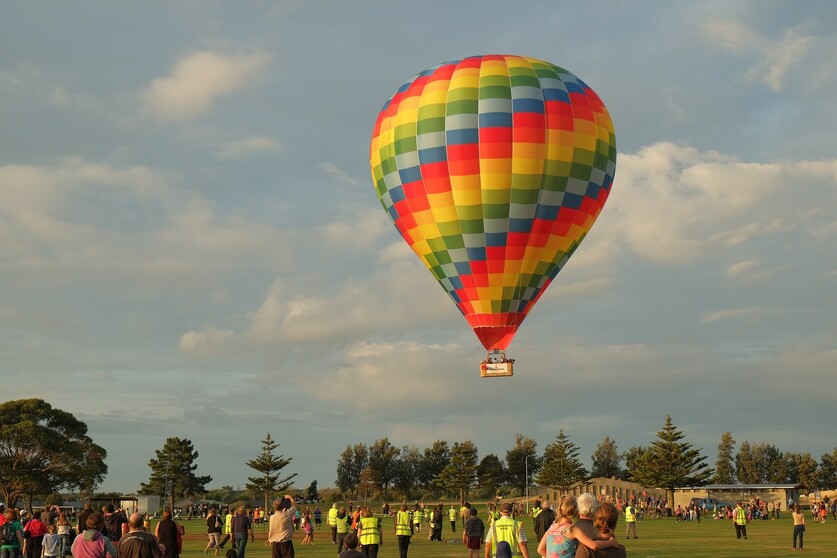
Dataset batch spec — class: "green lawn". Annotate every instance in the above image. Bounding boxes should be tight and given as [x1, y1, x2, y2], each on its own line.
[168, 512, 835, 558]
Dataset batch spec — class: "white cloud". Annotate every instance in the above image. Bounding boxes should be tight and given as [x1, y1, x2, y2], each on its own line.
[601, 142, 837, 265]
[699, 306, 784, 323]
[700, 20, 815, 91]
[320, 162, 361, 187]
[142, 50, 271, 121]
[215, 136, 282, 160]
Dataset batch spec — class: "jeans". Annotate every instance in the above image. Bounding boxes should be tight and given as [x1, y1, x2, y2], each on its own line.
[793, 525, 804, 549]
[59, 535, 70, 558]
[234, 534, 248, 558]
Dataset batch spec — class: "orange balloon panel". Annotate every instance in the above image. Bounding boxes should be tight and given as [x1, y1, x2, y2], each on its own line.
[370, 55, 616, 351]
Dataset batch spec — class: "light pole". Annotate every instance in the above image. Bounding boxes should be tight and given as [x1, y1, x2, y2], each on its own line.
[525, 455, 529, 515]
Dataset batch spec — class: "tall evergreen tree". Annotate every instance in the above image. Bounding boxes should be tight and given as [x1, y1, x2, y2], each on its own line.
[735, 441, 759, 483]
[590, 436, 623, 479]
[785, 452, 819, 489]
[139, 437, 211, 512]
[437, 441, 479, 504]
[713, 432, 736, 484]
[537, 430, 588, 494]
[245, 433, 297, 512]
[630, 415, 712, 506]
[505, 434, 540, 496]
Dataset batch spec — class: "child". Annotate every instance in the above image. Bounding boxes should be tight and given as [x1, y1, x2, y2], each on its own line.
[537, 495, 620, 557]
[301, 512, 313, 545]
[42, 524, 60, 558]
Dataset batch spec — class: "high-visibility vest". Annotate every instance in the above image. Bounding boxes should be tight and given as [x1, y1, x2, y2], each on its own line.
[734, 507, 747, 525]
[532, 508, 541, 518]
[625, 506, 635, 522]
[359, 517, 380, 545]
[395, 511, 412, 536]
[449, 508, 457, 521]
[413, 511, 422, 525]
[489, 517, 521, 558]
[336, 514, 350, 534]
[327, 507, 338, 526]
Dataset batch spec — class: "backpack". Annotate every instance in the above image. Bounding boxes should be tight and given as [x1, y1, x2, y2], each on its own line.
[1, 522, 15, 546]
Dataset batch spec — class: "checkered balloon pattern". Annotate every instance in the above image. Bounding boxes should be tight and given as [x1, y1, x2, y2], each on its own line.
[370, 55, 616, 351]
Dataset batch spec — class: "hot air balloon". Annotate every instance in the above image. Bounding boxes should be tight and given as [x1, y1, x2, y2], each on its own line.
[369, 55, 616, 376]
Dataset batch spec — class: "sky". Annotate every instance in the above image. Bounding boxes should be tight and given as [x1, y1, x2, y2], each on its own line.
[1, 1, 835, 495]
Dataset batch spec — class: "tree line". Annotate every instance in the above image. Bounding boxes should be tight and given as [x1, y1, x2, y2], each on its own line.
[336, 414, 837, 506]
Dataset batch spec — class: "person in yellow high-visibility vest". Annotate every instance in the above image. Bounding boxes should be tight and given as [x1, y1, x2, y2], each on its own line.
[358, 507, 382, 558]
[624, 503, 637, 539]
[394, 504, 412, 558]
[449, 505, 458, 533]
[733, 502, 748, 540]
[327, 503, 339, 545]
[335, 507, 351, 552]
[483, 502, 529, 558]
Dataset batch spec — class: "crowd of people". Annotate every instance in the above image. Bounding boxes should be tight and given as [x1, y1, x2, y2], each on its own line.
[1, 492, 832, 558]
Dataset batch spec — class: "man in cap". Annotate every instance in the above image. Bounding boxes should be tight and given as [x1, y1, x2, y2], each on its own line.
[484, 502, 529, 558]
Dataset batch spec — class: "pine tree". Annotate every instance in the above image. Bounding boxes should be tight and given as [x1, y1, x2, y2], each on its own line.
[245, 433, 297, 512]
[735, 441, 759, 483]
[630, 415, 712, 506]
[536, 430, 588, 494]
[713, 432, 736, 484]
[139, 437, 212, 513]
[506, 434, 540, 496]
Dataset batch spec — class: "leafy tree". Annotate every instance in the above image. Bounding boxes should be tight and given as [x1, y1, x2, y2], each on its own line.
[818, 448, 837, 489]
[753, 443, 786, 483]
[0, 398, 108, 507]
[537, 430, 588, 494]
[505, 434, 540, 496]
[785, 452, 818, 490]
[336, 443, 367, 500]
[590, 436, 623, 479]
[436, 441, 479, 504]
[624, 445, 649, 482]
[245, 433, 297, 512]
[712, 432, 736, 484]
[392, 446, 422, 501]
[419, 441, 450, 496]
[477, 454, 505, 497]
[735, 441, 759, 483]
[307, 480, 319, 502]
[139, 437, 211, 512]
[630, 415, 712, 506]
[368, 438, 400, 500]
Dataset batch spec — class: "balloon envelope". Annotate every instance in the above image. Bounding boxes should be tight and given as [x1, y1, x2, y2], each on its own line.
[370, 54, 616, 351]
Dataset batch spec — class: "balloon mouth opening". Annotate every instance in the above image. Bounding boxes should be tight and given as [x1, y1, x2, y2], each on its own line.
[471, 325, 520, 351]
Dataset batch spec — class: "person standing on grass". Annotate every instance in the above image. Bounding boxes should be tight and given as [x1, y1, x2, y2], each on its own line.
[328, 504, 338, 545]
[335, 507, 351, 553]
[624, 502, 637, 539]
[394, 504, 412, 558]
[205, 508, 222, 556]
[462, 508, 484, 558]
[357, 508, 381, 558]
[533, 500, 555, 546]
[791, 504, 805, 551]
[733, 502, 748, 540]
[155, 509, 184, 558]
[119, 513, 163, 558]
[483, 502, 529, 558]
[266, 496, 296, 558]
[231, 507, 253, 558]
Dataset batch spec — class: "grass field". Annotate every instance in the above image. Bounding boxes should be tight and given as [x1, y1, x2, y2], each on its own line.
[166, 512, 835, 558]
